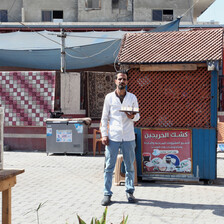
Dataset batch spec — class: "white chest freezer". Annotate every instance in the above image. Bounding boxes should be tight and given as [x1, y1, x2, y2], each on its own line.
[46, 118, 91, 155]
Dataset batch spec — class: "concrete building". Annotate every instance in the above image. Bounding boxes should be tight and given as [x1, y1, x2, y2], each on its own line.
[0, 0, 23, 22]
[0, 0, 215, 23]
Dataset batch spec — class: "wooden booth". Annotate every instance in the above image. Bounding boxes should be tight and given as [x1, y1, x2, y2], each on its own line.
[118, 28, 223, 182]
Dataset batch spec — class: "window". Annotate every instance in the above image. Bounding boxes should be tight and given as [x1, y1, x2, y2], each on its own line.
[85, 0, 101, 9]
[152, 9, 173, 21]
[0, 10, 8, 22]
[42, 10, 63, 22]
[53, 11, 63, 20]
[42, 11, 51, 22]
[112, 0, 127, 10]
[112, 0, 119, 9]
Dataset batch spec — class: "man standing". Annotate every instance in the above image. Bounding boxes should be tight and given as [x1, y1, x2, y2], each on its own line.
[100, 71, 140, 206]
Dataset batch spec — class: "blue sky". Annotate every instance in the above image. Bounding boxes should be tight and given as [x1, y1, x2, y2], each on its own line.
[197, 0, 224, 24]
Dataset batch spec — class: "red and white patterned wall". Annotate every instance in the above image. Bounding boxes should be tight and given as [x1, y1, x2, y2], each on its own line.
[0, 71, 55, 127]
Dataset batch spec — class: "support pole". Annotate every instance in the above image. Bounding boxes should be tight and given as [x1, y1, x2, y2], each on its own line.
[57, 29, 66, 73]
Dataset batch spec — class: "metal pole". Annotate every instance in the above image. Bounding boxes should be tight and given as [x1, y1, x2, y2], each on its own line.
[58, 29, 66, 73]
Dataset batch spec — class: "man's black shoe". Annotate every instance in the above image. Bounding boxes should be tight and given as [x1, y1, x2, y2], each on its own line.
[101, 195, 112, 206]
[126, 193, 137, 203]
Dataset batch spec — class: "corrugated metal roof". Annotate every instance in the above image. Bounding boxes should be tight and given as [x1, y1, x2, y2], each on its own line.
[118, 28, 223, 64]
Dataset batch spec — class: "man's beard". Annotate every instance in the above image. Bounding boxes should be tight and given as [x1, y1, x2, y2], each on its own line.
[118, 84, 126, 90]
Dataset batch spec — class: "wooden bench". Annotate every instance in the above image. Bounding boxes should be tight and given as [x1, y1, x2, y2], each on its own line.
[0, 169, 24, 224]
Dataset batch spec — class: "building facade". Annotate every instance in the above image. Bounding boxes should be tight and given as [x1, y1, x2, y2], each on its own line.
[0, 0, 215, 23]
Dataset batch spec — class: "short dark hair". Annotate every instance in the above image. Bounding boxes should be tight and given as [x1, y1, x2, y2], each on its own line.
[115, 70, 128, 80]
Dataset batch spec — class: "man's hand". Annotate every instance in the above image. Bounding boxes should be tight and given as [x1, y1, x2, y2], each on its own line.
[102, 136, 109, 145]
[125, 112, 136, 119]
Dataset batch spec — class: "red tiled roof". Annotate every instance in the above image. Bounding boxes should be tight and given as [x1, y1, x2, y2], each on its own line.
[118, 28, 223, 64]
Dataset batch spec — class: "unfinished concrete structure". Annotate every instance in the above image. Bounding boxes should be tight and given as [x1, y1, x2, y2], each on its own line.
[0, 0, 215, 23]
[0, 0, 23, 22]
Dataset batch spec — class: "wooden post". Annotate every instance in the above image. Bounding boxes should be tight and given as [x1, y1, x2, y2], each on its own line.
[2, 188, 11, 224]
[0, 176, 16, 224]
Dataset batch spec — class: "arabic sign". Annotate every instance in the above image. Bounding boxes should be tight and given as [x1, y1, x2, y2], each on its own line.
[142, 129, 192, 174]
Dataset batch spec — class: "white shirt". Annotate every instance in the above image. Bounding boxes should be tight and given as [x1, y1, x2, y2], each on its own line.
[100, 91, 140, 142]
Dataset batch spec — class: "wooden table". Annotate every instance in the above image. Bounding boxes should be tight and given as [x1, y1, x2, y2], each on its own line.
[0, 169, 24, 224]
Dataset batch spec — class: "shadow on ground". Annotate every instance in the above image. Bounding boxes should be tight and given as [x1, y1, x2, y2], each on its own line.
[112, 198, 224, 218]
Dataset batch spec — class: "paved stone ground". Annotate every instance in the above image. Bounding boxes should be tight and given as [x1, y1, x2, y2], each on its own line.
[0, 151, 224, 224]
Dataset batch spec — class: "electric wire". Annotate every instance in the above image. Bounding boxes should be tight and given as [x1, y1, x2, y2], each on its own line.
[188, 0, 194, 24]
[65, 33, 121, 40]
[4, 0, 208, 69]
[6, 8, 126, 66]
[65, 39, 121, 59]
[181, 0, 200, 18]
[7, 3, 122, 52]
[113, 38, 123, 72]
[6, 0, 62, 46]
[6, 11, 123, 64]
[8, 0, 17, 19]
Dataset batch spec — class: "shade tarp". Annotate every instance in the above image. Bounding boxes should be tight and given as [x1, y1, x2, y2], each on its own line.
[0, 19, 180, 70]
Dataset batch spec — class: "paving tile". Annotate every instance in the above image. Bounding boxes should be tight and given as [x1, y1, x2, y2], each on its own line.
[0, 152, 224, 223]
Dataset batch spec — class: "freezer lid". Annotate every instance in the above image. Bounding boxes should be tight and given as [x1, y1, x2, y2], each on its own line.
[46, 117, 91, 125]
